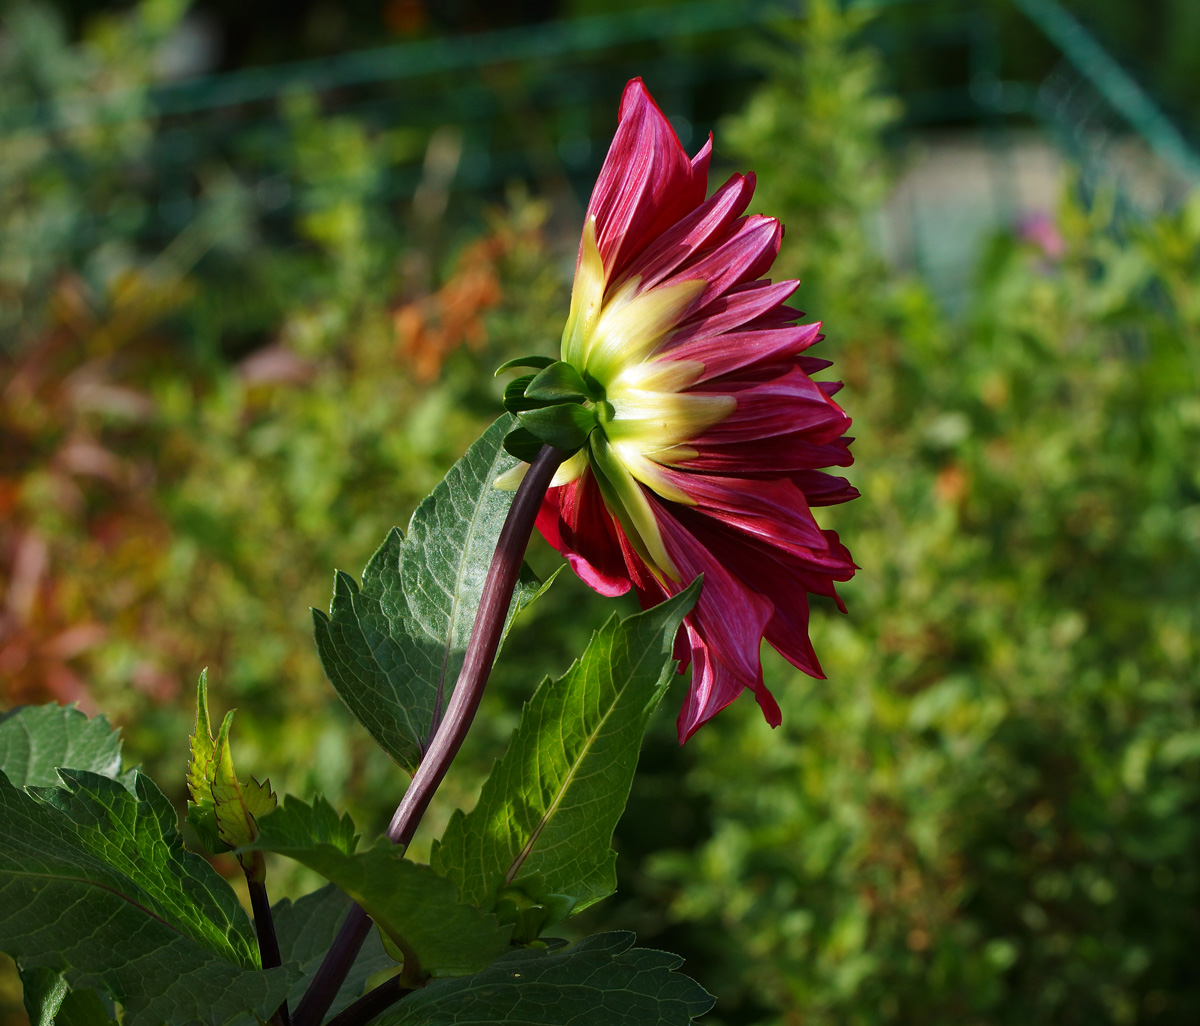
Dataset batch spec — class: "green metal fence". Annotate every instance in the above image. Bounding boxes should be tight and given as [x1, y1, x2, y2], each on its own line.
[3, 0, 1197, 300]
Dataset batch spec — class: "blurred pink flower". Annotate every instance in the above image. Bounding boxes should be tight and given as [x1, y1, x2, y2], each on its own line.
[514, 79, 857, 741]
[1018, 211, 1066, 261]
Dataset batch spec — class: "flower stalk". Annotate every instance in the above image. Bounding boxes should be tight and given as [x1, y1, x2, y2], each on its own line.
[292, 443, 566, 1026]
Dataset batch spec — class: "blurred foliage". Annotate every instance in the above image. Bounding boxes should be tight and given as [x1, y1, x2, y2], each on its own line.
[0, 0, 566, 816]
[586, 4, 1200, 1025]
[3, 0, 1200, 1025]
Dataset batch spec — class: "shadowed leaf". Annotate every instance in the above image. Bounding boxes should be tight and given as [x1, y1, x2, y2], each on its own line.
[373, 932, 713, 1025]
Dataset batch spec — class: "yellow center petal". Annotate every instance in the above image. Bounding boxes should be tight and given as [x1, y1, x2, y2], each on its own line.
[536, 219, 742, 579]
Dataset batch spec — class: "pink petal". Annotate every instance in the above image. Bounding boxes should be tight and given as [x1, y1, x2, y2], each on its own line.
[645, 495, 774, 690]
[667, 279, 800, 347]
[692, 367, 852, 446]
[620, 172, 757, 291]
[650, 469, 829, 554]
[537, 476, 632, 598]
[791, 469, 861, 506]
[663, 215, 782, 308]
[661, 322, 823, 383]
[763, 587, 824, 678]
[585, 79, 711, 280]
[675, 623, 780, 742]
[684, 434, 854, 475]
[678, 513, 854, 659]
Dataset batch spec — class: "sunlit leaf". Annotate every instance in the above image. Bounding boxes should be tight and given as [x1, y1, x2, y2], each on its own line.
[0, 765, 294, 1026]
[0, 704, 125, 789]
[431, 582, 700, 920]
[313, 415, 554, 773]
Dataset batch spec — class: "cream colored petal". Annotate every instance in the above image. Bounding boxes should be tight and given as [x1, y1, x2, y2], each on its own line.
[585, 278, 705, 382]
[494, 449, 588, 492]
[608, 358, 704, 395]
[494, 462, 529, 491]
[609, 441, 696, 505]
[605, 390, 735, 450]
[550, 449, 589, 487]
[560, 217, 607, 369]
[588, 434, 679, 581]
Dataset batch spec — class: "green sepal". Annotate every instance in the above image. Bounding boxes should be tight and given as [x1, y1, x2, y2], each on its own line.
[494, 354, 556, 376]
[212, 711, 277, 850]
[503, 425, 548, 463]
[502, 374, 543, 414]
[525, 361, 591, 403]
[517, 403, 596, 454]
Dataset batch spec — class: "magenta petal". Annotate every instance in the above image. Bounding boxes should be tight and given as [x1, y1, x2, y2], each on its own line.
[676, 624, 783, 743]
[542, 78, 858, 743]
[668, 279, 801, 346]
[684, 435, 855, 475]
[620, 172, 756, 291]
[649, 497, 774, 689]
[663, 215, 783, 307]
[792, 469, 861, 507]
[693, 367, 852, 445]
[585, 79, 710, 280]
[763, 588, 824, 678]
[662, 322, 823, 383]
[654, 470, 829, 554]
[536, 479, 632, 598]
[674, 627, 735, 741]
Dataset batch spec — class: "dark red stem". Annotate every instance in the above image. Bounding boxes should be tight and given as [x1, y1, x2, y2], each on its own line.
[245, 854, 290, 1025]
[292, 444, 564, 1026]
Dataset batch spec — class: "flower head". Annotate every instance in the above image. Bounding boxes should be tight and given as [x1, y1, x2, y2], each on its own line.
[503, 79, 857, 742]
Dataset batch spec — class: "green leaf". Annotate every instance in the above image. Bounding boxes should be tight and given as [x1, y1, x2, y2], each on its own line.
[211, 711, 277, 849]
[21, 965, 67, 1026]
[431, 583, 701, 919]
[20, 967, 116, 1026]
[47, 986, 117, 1026]
[186, 674, 276, 857]
[0, 704, 125, 789]
[242, 796, 511, 979]
[0, 768, 295, 1026]
[313, 415, 553, 773]
[185, 671, 227, 855]
[273, 884, 396, 1016]
[372, 932, 713, 1025]
[494, 354, 556, 375]
[524, 361, 591, 403]
[517, 402, 596, 453]
[186, 670, 216, 807]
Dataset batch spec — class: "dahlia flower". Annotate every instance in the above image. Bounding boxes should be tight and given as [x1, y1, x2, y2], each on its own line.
[502, 79, 857, 742]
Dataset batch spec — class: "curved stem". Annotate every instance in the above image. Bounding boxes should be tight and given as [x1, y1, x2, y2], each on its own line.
[293, 445, 565, 1026]
[322, 974, 411, 1026]
[386, 444, 565, 845]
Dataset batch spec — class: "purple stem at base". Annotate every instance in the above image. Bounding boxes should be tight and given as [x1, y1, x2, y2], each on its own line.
[292, 444, 565, 1026]
[246, 857, 290, 1025]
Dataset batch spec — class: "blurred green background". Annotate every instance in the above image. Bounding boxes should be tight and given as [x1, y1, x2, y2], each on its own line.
[1, 0, 1198, 1023]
